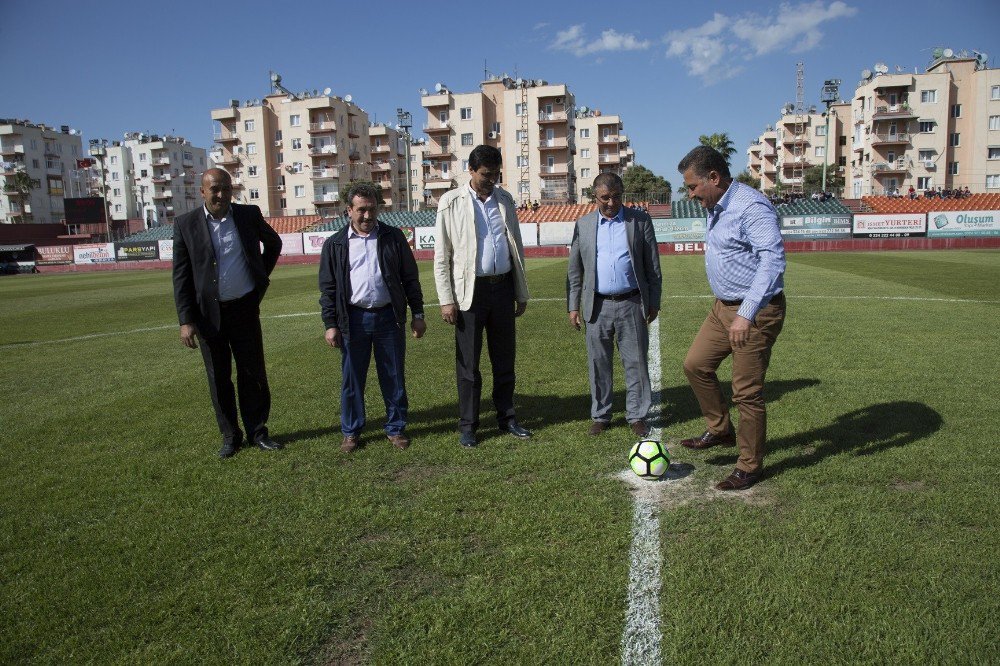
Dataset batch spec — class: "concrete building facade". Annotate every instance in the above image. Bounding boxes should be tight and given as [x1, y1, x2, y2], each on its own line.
[573, 110, 635, 200]
[0, 119, 84, 224]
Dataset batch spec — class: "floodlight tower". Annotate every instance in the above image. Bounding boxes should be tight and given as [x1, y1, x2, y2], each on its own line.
[396, 108, 413, 212]
[820, 79, 841, 192]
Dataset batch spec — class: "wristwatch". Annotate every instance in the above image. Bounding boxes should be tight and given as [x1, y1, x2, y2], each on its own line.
[412, 313, 425, 320]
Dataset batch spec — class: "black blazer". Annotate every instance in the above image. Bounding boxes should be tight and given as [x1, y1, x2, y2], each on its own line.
[318, 222, 424, 332]
[172, 203, 282, 337]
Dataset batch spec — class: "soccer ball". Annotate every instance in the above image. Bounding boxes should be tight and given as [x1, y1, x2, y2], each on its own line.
[629, 439, 669, 480]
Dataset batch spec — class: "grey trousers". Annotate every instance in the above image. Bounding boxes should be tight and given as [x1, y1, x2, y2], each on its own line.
[585, 293, 651, 423]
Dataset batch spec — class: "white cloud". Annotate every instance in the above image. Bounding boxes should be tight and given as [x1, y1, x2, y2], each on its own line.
[552, 24, 651, 57]
[533, 22, 549, 31]
[664, 2, 856, 77]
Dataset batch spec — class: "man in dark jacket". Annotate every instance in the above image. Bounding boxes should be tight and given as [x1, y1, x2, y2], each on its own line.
[319, 182, 426, 452]
[173, 168, 283, 458]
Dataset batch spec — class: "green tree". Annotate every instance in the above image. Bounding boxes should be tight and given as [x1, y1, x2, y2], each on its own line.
[735, 170, 761, 190]
[621, 164, 672, 204]
[803, 163, 844, 195]
[698, 133, 737, 167]
[3, 170, 40, 222]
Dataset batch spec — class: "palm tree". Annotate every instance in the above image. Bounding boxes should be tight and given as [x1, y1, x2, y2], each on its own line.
[698, 133, 737, 167]
[3, 170, 40, 222]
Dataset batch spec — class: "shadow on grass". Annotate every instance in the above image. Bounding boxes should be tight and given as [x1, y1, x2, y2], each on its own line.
[394, 378, 819, 440]
[707, 401, 943, 479]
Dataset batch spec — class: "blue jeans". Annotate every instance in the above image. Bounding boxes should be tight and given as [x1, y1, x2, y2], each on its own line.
[340, 305, 408, 436]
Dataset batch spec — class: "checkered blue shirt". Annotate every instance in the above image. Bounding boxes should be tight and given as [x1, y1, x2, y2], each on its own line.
[704, 181, 785, 322]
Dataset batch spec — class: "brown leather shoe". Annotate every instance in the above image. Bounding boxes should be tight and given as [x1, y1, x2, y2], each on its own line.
[715, 468, 762, 491]
[387, 433, 410, 450]
[589, 421, 608, 436]
[341, 435, 360, 453]
[630, 420, 650, 438]
[680, 429, 735, 449]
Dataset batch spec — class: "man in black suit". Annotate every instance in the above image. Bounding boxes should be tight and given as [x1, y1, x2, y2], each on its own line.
[172, 168, 283, 458]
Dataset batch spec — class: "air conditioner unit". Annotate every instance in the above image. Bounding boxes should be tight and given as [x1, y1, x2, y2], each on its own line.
[555, 97, 564, 104]
[275, 140, 283, 147]
[277, 185, 285, 191]
[923, 160, 935, 169]
[487, 131, 497, 139]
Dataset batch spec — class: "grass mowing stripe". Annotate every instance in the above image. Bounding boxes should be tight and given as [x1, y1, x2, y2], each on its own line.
[621, 317, 664, 665]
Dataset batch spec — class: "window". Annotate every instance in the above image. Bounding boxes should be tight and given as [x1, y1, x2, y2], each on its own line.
[32, 159, 39, 169]
[245, 119, 255, 132]
[247, 143, 257, 155]
[951, 104, 962, 118]
[140, 169, 147, 178]
[950, 133, 960, 147]
[987, 174, 1000, 188]
[992, 85, 1000, 100]
[280, 198, 287, 209]
[440, 162, 449, 175]
[989, 148, 1000, 160]
[247, 165, 258, 177]
[409, 169, 416, 178]
[920, 90, 937, 103]
[289, 115, 301, 127]
[918, 150, 934, 162]
[291, 138, 302, 150]
[919, 121, 935, 133]
[948, 162, 959, 175]
[815, 147, 826, 157]
[461, 160, 469, 172]
[275, 130, 283, 141]
[516, 130, 528, 142]
[990, 116, 1000, 131]
[491, 122, 501, 134]
[460, 107, 472, 120]
[294, 185, 305, 197]
[139, 153, 147, 162]
[277, 151, 283, 164]
[110, 155, 118, 165]
[249, 188, 260, 200]
[114, 204, 122, 213]
[291, 162, 303, 174]
[516, 156, 528, 167]
[111, 171, 119, 181]
[815, 125, 827, 136]
[461, 133, 473, 146]
[184, 151, 192, 161]
[581, 168, 591, 179]
[515, 103, 526, 116]
[581, 148, 590, 158]
[580, 128, 590, 139]
[918, 177, 932, 189]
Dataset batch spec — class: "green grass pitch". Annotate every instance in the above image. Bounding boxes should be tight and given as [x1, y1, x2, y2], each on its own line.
[1, 250, 998, 663]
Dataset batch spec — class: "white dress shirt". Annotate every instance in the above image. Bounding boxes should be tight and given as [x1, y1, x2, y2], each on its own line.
[205, 205, 254, 302]
[348, 223, 390, 308]
[469, 185, 511, 277]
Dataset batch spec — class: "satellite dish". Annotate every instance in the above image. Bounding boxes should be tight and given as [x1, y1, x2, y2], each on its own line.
[418, 88, 428, 96]
[861, 69, 872, 80]
[535, 79, 545, 86]
[323, 87, 332, 96]
[895, 65, 903, 73]
[980, 52, 989, 63]
[943, 48, 954, 58]
[515, 78, 523, 88]
[875, 63, 888, 74]
[932, 48, 944, 59]
[434, 82, 445, 92]
[580, 106, 588, 113]
[253, 98, 260, 105]
[270, 72, 280, 83]
[344, 94, 353, 103]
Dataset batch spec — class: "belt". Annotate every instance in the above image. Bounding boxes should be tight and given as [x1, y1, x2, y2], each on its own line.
[349, 303, 392, 313]
[718, 292, 785, 307]
[219, 291, 256, 309]
[476, 272, 510, 285]
[596, 289, 640, 302]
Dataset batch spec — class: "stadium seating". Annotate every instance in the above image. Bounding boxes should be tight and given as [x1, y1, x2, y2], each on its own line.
[671, 199, 707, 219]
[120, 226, 175, 242]
[774, 198, 852, 216]
[517, 204, 598, 223]
[266, 215, 322, 234]
[862, 194, 1000, 214]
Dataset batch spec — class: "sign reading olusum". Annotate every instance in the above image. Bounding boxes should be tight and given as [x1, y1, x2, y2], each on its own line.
[927, 210, 1000, 237]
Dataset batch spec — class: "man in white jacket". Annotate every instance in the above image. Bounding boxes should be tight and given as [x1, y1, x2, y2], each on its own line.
[434, 145, 531, 448]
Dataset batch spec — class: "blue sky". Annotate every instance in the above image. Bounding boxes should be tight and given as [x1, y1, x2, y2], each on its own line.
[3, 0, 998, 190]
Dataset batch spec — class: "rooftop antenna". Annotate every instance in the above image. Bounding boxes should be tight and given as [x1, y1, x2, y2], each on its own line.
[269, 71, 298, 99]
[323, 87, 332, 96]
[943, 48, 954, 58]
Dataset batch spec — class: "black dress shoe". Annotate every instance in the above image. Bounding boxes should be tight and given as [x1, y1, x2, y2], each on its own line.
[459, 431, 478, 448]
[680, 429, 736, 450]
[715, 467, 763, 491]
[502, 421, 533, 439]
[256, 436, 284, 451]
[218, 441, 241, 459]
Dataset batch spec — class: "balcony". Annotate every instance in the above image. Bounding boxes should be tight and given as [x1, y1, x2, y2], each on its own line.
[214, 154, 239, 166]
[347, 127, 360, 138]
[154, 157, 170, 166]
[214, 132, 239, 144]
[538, 111, 568, 123]
[540, 165, 570, 175]
[371, 145, 390, 154]
[309, 146, 338, 158]
[598, 135, 620, 145]
[425, 175, 453, 189]
[312, 167, 340, 179]
[231, 178, 244, 189]
[762, 146, 776, 157]
[598, 153, 620, 166]
[421, 92, 452, 108]
[423, 123, 451, 134]
[540, 189, 570, 203]
[152, 189, 173, 200]
[1, 161, 23, 175]
[308, 121, 337, 133]
[151, 174, 171, 184]
[424, 149, 452, 160]
[183, 158, 194, 167]
[872, 105, 917, 120]
[370, 161, 391, 173]
[872, 160, 909, 174]
[313, 192, 340, 205]
[0, 143, 25, 156]
[871, 132, 910, 145]
[45, 161, 63, 174]
[348, 150, 361, 161]
[538, 138, 569, 150]
[211, 106, 237, 121]
[782, 134, 810, 146]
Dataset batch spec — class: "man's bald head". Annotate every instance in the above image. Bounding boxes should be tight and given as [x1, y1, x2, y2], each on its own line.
[201, 168, 234, 218]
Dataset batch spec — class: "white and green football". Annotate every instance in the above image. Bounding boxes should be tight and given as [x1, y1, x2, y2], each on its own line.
[629, 439, 669, 480]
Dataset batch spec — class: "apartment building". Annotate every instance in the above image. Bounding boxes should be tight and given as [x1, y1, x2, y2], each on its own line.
[418, 76, 577, 207]
[102, 133, 207, 226]
[368, 123, 408, 211]
[210, 91, 371, 217]
[573, 110, 635, 200]
[0, 119, 84, 224]
[747, 103, 849, 193]
[846, 53, 1000, 197]
[408, 140, 427, 211]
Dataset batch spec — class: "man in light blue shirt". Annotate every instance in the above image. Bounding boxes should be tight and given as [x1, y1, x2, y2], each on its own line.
[677, 146, 786, 490]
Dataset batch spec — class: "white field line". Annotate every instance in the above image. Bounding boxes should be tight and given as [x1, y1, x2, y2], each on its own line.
[4, 292, 996, 349]
[620, 318, 664, 666]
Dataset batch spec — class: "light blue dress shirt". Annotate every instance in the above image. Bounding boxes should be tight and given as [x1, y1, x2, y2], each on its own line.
[595, 207, 638, 295]
[205, 206, 255, 302]
[348, 223, 390, 308]
[704, 181, 785, 321]
[470, 186, 512, 277]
